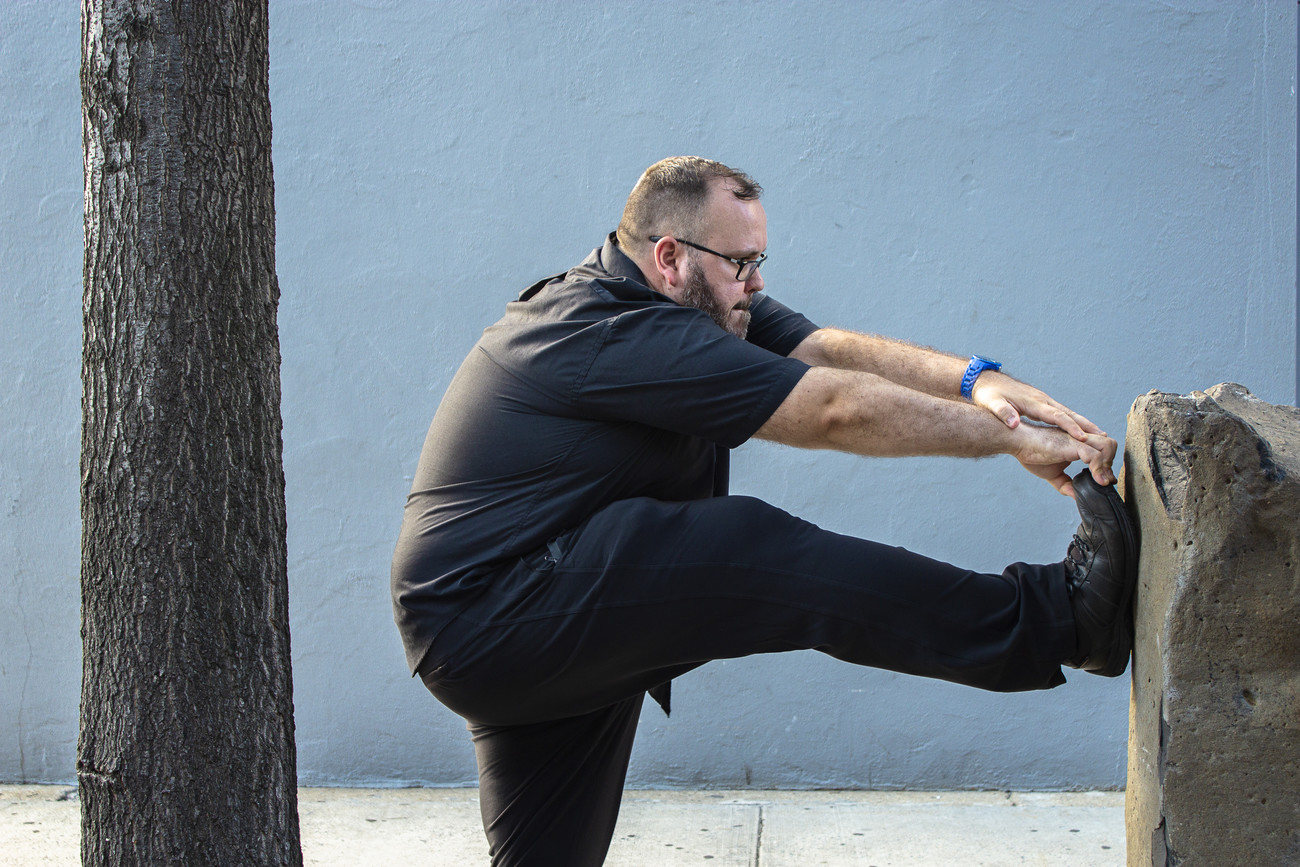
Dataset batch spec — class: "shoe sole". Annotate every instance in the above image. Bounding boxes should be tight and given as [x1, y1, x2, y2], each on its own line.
[1089, 481, 1139, 677]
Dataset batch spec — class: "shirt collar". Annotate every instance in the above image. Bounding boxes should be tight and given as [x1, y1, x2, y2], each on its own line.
[594, 232, 650, 284]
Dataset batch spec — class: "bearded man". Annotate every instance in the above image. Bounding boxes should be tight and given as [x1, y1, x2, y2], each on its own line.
[392, 156, 1137, 866]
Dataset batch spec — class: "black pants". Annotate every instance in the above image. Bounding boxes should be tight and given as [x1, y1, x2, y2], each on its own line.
[420, 495, 1075, 866]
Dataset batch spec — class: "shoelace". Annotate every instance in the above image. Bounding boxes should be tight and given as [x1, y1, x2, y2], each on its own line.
[1065, 533, 1091, 593]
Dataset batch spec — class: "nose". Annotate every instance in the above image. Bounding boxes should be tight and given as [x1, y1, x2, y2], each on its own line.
[744, 267, 763, 293]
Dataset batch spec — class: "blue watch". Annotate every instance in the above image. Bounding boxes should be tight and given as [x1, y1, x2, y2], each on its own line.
[960, 355, 1002, 399]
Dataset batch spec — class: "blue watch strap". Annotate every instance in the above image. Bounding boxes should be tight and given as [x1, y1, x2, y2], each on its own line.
[960, 355, 1002, 399]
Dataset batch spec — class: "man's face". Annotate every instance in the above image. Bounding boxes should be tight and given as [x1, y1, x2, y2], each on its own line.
[676, 184, 767, 339]
[681, 260, 751, 338]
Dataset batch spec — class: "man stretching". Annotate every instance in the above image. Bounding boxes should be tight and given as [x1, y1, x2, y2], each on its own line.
[391, 156, 1138, 866]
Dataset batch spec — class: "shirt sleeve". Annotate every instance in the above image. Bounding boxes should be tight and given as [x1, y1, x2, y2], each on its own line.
[745, 293, 819, 356]
[572, 305, 810, 448]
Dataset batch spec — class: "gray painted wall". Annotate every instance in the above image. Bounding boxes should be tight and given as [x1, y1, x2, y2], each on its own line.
[3, 0, 1295, 790]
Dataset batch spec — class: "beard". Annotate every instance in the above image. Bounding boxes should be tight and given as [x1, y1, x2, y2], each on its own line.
[680, 262, 751, 339]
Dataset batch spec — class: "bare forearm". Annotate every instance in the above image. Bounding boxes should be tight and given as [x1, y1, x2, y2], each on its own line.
[756, 367, 1013, 458]
[790, 328, 970, 400]
[774, 332, 1117, 495]
[754, 366, 1116, 496]
[791, 326, 1103, 443]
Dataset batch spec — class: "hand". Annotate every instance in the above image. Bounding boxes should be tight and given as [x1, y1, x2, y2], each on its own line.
[971, 372, 1105, 443]
[1012, 424, 1118, 498]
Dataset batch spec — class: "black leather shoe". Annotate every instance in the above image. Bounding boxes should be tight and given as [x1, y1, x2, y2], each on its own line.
[1063, 469, 1139, 677]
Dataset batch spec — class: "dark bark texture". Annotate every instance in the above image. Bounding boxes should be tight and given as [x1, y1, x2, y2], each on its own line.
[80, 1, 300, 864]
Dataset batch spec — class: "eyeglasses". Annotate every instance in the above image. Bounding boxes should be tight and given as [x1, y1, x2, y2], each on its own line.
[649, 236, 767, 282]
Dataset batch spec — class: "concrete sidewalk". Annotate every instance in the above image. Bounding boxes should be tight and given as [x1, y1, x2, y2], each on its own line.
[3, 785, 1124, 866]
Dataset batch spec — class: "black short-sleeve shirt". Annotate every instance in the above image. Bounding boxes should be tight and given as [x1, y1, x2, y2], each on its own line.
[391, 234, 819, 672]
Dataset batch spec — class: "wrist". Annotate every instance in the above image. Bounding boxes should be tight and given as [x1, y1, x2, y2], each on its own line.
[960, 355, 1002, 400]
[997, 413, 1028, 458]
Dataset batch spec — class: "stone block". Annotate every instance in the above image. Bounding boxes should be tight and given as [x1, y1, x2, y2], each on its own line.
[1124, 383, 1300, 866]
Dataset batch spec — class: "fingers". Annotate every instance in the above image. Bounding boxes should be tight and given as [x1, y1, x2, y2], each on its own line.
[1040, 465, 1076, 498]
[1086, 453, 1117, 486]
[1050, 474, 1077, 498]
[1059, 408, 1104, 439]
[987, 398, 1021, 429]
[973, 380, 1105, 440]
[1016, 427, 1118, 491]
[1017, 457, 1077, 498]
[1050, 409, 1089, 442]
[997, 384, 1118, 489]
[1025, 400, 1105, 441]
[1064, 437, 1116, 486]
[1071, 411, 1104, 436]
[1080, 432, 1118, 484]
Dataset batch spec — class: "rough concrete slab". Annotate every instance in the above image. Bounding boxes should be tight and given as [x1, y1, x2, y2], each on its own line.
[0, 785, 1123, 866]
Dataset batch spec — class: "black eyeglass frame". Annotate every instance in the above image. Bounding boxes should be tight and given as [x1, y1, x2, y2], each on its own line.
[648, 236, 767, 282]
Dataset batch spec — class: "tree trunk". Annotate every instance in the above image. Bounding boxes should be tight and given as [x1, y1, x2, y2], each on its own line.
[79, 1, 301, 864]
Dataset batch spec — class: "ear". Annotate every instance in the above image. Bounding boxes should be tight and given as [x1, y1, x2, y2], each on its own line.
[650, 237, 689, 301]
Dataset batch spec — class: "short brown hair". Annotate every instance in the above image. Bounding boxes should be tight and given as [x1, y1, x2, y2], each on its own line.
[616, 157, 762, 254]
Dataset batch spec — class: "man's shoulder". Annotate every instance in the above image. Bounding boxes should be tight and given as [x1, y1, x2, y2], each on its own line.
[505, 254, 667, 328]
[476, 265, 667, 375]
